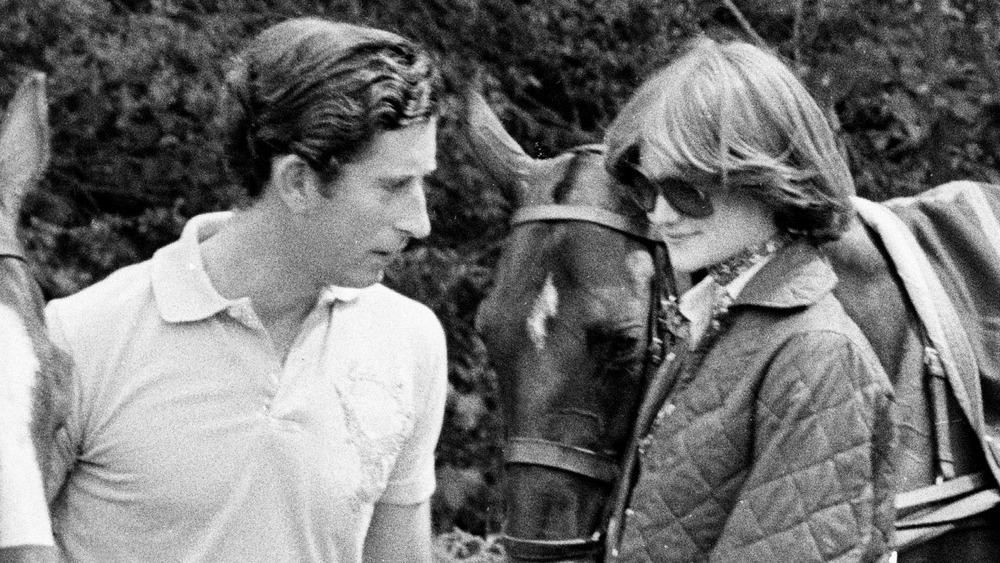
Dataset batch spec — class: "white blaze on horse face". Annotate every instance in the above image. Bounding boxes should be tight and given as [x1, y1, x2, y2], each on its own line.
[527, 273, 559, 351]
[0, 302, 53, 547]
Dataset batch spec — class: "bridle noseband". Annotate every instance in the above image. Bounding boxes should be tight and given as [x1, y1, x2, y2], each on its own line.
[501, 182, 675, 561]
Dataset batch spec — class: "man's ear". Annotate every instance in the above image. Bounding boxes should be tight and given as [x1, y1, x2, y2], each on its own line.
[271, 154, 321, 214]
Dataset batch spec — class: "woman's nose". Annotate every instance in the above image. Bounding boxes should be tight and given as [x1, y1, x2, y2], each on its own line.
[647, 194, 681, 225]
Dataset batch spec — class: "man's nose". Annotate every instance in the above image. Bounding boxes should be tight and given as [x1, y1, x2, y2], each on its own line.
[396, 180, 431, 240]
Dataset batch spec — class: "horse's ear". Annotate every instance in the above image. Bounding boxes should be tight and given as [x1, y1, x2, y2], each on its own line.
[0, 72, 50, 215]
[459, 84, 540, 207]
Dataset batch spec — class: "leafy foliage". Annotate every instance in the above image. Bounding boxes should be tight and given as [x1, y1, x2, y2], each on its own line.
[433, 528, 505, 562]
[4, 0, 1000, 539]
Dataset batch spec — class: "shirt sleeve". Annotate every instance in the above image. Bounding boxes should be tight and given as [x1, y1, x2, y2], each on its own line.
[0, 304, 54, 547]
[378, 310, 448, 505]
[709, 331, 896, 563]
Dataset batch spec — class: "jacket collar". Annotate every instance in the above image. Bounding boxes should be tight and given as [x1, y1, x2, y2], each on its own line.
[732, 242, 838, 310]
[151, 212, 364, 324]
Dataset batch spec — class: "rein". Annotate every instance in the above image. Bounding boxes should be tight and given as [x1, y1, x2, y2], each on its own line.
[502, 201, 673, 562]
[0, 227, 25, 260]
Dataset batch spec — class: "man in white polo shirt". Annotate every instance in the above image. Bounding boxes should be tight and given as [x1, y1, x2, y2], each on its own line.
[43, 18, 447, 562]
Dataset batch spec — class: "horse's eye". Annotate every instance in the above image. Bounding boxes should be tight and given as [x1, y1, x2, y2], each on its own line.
[587, 329, 643, 375]
[609, 335, 643, 367]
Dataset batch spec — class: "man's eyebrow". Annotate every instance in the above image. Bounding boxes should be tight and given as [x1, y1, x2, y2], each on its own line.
[382, 176, 412, 188]
[378, 173, 428, 189]
[383, 164, 437, 180]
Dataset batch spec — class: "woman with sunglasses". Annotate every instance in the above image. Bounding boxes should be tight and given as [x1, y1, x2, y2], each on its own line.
[604, 36, 896, 562]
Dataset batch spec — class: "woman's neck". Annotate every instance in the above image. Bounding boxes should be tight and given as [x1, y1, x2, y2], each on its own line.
[707, 233, 790, 286]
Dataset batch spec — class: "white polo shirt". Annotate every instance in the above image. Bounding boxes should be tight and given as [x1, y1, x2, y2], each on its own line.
[44, 212, 448, 562]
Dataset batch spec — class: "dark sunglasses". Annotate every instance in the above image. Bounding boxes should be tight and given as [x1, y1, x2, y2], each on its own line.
[612, 144, 714, 218]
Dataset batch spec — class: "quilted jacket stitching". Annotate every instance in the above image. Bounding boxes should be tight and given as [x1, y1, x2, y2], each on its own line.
[619, 246, 894, 563]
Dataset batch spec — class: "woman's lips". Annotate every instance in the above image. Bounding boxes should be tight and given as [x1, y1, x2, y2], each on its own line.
[662, 231, 700, 242]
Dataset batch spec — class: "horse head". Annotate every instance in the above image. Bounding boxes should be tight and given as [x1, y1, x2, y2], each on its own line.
[0, 72, 65, 562]
[462, 90, 674, 562]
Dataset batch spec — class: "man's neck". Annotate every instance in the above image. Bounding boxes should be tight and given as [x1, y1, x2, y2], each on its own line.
[199, 206, 319, 334]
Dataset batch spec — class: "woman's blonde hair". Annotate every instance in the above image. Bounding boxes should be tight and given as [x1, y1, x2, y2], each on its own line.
[605, 36, 854, 242]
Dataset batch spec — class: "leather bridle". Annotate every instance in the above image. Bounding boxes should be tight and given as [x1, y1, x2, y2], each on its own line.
[0, 222, 25, 260]
[500, 193, 675, 561]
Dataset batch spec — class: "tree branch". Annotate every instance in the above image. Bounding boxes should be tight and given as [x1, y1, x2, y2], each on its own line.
[792, 0, 805, 62]
[721, 0, 767, 48]
[965, 2, 1000, 97]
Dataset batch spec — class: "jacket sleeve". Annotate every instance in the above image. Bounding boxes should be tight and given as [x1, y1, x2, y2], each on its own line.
[709, 331, 896, 563]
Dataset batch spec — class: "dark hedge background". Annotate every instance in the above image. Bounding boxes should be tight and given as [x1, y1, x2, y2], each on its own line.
[4, 0, 1000, 557]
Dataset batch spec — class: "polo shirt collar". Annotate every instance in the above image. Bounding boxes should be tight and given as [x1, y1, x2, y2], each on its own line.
[151, 212, 237, 323]
[152, 212, 367, 323]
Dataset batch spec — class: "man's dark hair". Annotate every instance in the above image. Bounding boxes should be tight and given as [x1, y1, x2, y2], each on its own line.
[220, 18, 442, 199]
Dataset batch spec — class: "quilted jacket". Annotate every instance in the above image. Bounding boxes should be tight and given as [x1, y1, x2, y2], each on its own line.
[613, 243, 896, 563]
